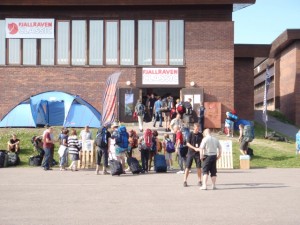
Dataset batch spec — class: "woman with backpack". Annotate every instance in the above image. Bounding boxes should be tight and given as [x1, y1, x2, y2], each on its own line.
[148, 130, 158, 171]
[162, 133, 175, 171]
[138, 128, 152, 173]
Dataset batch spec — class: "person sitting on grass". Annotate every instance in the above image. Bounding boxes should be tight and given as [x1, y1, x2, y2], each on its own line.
[7, 134, 20, 154]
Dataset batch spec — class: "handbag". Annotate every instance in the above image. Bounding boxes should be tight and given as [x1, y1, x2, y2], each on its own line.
[58, 145, 67, 157]
[133, 111, 138, 120]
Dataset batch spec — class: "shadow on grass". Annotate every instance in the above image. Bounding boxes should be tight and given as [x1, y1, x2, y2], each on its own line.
[252, 155, 294, 161]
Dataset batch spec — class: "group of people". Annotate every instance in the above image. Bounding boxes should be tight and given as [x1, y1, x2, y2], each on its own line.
[134, 94, 206, 134]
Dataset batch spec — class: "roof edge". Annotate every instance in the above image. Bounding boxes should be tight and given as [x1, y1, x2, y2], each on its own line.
[234, 44, 271, 58]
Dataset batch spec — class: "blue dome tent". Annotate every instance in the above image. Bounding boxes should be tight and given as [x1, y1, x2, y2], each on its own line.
[0, 91, 101, 128]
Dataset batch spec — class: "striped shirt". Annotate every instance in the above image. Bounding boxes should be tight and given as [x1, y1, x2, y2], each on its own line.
[68, 135, 80, 155]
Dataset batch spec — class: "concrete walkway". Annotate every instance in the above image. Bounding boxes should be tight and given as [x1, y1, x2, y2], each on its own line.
[1, 167, 300, 225]
[254, 110, 299, 139]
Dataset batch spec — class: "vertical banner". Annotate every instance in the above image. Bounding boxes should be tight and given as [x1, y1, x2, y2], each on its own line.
[102, 72, 121, 125]
[217, 140, 233, 169]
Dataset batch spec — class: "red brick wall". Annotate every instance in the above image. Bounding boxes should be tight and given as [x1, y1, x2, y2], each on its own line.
[0, 67, 136, 119]
[185, 21, 234, 121]
[234, 58, 254, 120]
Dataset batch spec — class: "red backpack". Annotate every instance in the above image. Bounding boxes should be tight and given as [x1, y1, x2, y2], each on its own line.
[143, 129, 153, 148]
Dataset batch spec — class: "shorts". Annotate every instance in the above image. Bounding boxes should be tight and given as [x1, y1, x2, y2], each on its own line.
[240, 140, 249, 150]
[70, 154, 79, 161]
[165, 152, 172, 160]
[185, 150, 201, 169]
[96, 147, 108, 167]
[202, 155, 217, 177]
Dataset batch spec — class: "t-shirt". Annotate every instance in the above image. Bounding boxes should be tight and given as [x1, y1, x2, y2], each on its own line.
[176, 131, 183, 145]
[188, 132, 203, 151]
[200, 134, 221, 156]
[80, 130, 93, 141]
[10, 138, 20, 145]
[43, 132, 53, 149]
[154, 100, 162, 113]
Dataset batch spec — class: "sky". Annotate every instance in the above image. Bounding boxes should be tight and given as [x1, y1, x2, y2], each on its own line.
[233, 0, 300, 44]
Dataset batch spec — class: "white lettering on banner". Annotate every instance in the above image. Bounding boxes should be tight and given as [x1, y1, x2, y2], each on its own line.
[142, 68, 179, 85]
[5, 18, 55, 39]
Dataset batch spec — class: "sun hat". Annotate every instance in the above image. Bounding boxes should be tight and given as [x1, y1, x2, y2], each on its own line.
[111, 121, 119, 128]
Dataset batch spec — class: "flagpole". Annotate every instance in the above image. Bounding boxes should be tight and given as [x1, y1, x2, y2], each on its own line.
[262, 65, 270, 138]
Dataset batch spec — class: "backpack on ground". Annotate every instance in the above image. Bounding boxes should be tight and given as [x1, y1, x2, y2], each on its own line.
[7, 152, 20, 166]
[243, 124, 254, 142]
[109, 158, 123, 176]
[166, 138, 175, 153]
[128, 130, 139, 149]
[95, 126, 109, 148]
[154, 154, 167, 172]
[184, 101, 193, 115]
[143, 129, 153, 149]
[29, 155, 43, 166]
[116, 126, 129, 148]
[247, 147, 254, 156]
[0, 150, 8, 168]
[127, 157, 142, 174]
[176, 102, 186, 114]
[136, 103, 145, 116]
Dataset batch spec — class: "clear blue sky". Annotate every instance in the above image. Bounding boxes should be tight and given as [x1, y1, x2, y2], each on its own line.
[233, 0, 300, 44]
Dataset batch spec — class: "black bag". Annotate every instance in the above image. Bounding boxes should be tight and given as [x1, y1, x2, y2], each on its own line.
[95, 126, 109, 148]
[127, 157, 142, 174]
[179, 145, 188, 158]
[143, 112, 152, 123]
[7, 152, 20, 166]
[109, 159, 123, 176]
[247, 147, 254, 156]
[0, 150, 8, 168]
[29, 155, 43, 166]
[154, 154, 167, 173]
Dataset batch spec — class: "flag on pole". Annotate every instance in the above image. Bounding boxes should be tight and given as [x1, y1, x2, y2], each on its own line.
[101, 72, 121, 125]
[262, 66, 271, 123]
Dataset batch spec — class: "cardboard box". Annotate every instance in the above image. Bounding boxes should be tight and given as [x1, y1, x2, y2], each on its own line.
[240, 155, 250, 169]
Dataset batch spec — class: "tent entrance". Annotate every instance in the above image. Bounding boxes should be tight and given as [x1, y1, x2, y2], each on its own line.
[37, 100, 65, 126]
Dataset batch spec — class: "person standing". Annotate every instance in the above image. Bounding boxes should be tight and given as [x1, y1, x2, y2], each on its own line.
[198, 102, 205, 133]
[170, 114, 184, 133]
[42, 126, 54, 171]
[95, 124, 111, 175]
[148, 93, 156, 119]
[59, 128, 69, 171]
[296, 129, 300, 156]
[153, 96, 163, 128]
[238, 124, 249, 155]
[80, 125, 93, 142]
[183, 123, 203, 187]
[68, 129, 81, 171]
[163, 95, 173, 132]
[198, 129, 222, 190]
[174, 125, 185, 174]
[135, 99, 145, 132]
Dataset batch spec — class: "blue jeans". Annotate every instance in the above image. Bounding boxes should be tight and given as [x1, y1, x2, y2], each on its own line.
[60, 149, 68, 167]
[42, 147, 51, 169]
[177, 153, 187, 171]
[153, 112, 162, 127]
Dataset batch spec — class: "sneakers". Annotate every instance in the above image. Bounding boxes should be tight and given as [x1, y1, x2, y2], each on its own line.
[198, 181, 203, 186]
[183, 181, 188, 187]
[200, 186, 207, 190]
[176, 170, 184, 174]
[125, 168, 131, 172]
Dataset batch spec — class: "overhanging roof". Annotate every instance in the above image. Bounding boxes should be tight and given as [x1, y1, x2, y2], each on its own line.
[0, 0, 256, 6]
[234, 44, 271, 58]
[269, 29, 300, 58]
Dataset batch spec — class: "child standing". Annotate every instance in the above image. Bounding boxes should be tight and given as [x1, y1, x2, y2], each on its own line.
[163, 134, 174, 170]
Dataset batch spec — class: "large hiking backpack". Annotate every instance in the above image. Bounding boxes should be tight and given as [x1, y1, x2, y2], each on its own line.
[116, 126, 129, 148]
[7, 152, 20, 166]
[170, 108, 177, 119]
[95, 126, 108, 148]
[176, 102, 186, 114]
[143, 129, 153, 149]
[184, 101, 193, 115]
[136, 103, 145, 116]
[128, 130, 139, 149]
[243, 124, 254, 142]
[0, 150, 8, 168]
[166, 138, 175, 153]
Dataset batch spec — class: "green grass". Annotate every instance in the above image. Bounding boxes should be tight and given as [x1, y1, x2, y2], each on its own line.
[268, 110, 294, 124]
[0, 124, 299, 169]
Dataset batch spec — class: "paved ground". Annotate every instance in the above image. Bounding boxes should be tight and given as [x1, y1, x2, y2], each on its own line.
[1, 167, 300, 225]
[255, 110, 299, 139]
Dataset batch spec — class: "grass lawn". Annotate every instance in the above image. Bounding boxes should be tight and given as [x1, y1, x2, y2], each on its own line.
[0, 123, 299, 169]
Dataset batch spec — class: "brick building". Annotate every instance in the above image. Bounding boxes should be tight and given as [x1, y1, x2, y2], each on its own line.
[0, 0, 257, 127]
[254, 30, 300, 126]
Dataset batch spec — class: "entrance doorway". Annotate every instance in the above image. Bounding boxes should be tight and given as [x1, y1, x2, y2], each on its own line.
[141, 88, 180, 105]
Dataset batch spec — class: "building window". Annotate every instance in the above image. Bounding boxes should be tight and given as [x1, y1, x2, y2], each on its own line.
[23, 39, 37, 65]
[120, 20, 134, 66]
[169, 20, 184, 65]
[8, 39, 21, 65]
[41, 39, 55, 65]
[105, 21, 118, 65]
[89, 20, 103, 66]
[57, 21, 70, 65]
[0, 20, 5, 65]
[138, 20, 152, 65]
[154, 21, 168, 65]
[72, 20, 87, 65]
